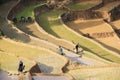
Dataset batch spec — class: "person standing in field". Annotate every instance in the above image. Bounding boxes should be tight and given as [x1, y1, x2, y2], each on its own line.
[75, 43, 79, 54]
[59, 46, 64, 55]
[18, 60, 25, 73]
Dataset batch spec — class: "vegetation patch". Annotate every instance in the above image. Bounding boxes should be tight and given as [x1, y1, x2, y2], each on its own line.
[15, 1, 45, 20]
[67, 3, 95, 10]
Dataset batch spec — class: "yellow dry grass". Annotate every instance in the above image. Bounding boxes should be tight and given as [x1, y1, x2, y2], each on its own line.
[68, 66, 120, 80]
[112, 20, 120, 29]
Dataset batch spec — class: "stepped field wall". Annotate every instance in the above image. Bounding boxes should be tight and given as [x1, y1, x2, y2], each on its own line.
[29, 63, 41, 74]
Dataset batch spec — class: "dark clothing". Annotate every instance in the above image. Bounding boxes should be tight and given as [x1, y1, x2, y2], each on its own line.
[59, 47, 63, 55]
[18, 61, 23, 72]
[75, 44, 79, 53]
[59, 46, 64, 55]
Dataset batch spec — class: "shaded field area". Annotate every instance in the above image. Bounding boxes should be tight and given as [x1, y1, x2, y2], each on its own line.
[15, 1, 46, 20]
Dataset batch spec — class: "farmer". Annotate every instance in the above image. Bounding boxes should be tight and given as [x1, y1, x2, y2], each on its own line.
[75, 43, 79, 54]
[18, 60, 25, 73]
[59, 46, 64, 55]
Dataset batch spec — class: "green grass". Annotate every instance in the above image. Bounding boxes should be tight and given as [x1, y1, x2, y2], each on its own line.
[67, 3, 95, 10]
[15, 1, 45, 20]
[0, 39, 46, 60]
[68, 67, 120, 80]
[0, 39, 66, 73]
[38, 10, 120, 63]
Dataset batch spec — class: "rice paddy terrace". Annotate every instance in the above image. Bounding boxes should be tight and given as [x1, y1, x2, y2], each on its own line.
[0, 0, 120, 80]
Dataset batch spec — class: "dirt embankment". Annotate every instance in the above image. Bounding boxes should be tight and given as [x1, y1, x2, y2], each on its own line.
[62, 0, 120, 22]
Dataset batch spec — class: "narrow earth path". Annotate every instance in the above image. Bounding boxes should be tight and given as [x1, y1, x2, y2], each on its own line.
[0, 71, 30, 80]
[0, 71, 13, 80]
[32, 75, 69, 80]
[63, 49, 105, 66]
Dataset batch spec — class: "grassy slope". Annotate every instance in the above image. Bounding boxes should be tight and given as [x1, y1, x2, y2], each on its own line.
[0, 39, 65, 73]
[68, 3, 95, 10]
[38, 10, 120, 63]
[15, 1, 45, 20]
[0, 52, 33, 71]
[68, 67, 120, 80]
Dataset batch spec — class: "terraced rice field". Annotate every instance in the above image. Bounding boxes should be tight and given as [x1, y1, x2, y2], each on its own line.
[38, 10, 120, 63]
[14, 1, 114, 66]
[1, 0, 120, 80]
[66, 19, 120, 53]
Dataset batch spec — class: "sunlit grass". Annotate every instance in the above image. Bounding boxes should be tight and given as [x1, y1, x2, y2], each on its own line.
[38, 10, 120, 63]
[67, 3, 95, 10]
[0, 39, 46, 60]
[0, 52, 33, 71]
[68, 67, 120, 80]
[83, 51, 109, 64]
